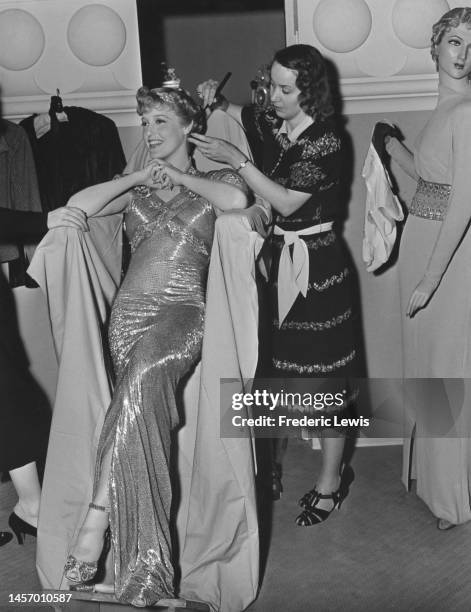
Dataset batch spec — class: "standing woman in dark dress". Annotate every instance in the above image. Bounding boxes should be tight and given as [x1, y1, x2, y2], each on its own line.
[0, 205, 88, 545]
[196, 44, 358, 526]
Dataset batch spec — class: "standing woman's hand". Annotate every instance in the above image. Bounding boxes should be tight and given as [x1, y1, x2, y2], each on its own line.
[189, 134, 244, 167]
[47, 207, 89, 231]
[197, 79, 221, 109]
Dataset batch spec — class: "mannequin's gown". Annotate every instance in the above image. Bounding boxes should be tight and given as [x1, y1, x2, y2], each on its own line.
[400, 85, 471, 525]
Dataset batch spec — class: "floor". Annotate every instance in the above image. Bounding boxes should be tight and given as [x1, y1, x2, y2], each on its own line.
[1, 441, 470, 612]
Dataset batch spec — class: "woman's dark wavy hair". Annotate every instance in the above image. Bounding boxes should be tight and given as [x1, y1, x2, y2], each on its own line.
[272, 44, 333, 120]
[431, 7, 471, 67]
[136, 86, 206, 134]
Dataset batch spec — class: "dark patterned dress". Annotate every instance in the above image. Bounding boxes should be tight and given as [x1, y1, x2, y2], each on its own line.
[242, 106, 358, 402]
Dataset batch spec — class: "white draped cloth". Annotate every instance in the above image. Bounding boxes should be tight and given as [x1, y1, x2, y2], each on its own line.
[29, 217, 123, 590]
[180, 214, 263, 610]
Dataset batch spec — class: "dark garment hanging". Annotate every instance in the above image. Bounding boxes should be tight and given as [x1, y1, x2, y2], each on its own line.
[20, 106, 126, 213]
[0, 208, 48, 242]
[0, 267, 51, 475]
[0, 120, 43, 275]
[0, 209, 51, 475]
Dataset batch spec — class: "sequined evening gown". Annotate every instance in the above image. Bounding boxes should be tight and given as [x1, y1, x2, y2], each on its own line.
[92, 168, 237, 605]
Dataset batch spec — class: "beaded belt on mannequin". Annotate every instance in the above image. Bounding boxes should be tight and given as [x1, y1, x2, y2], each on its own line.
[409, 177, 451, 221]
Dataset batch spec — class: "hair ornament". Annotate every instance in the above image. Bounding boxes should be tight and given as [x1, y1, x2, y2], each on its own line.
[149, 89, 177, 105]
[161, 62, 181, 89]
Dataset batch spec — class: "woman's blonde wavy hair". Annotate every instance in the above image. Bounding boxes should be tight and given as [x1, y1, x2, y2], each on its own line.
[136, 86, 206, 135]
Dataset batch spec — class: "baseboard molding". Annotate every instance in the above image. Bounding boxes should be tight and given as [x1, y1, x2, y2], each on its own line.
[304, 436, 403, 449]
[355, 437, 403, 447]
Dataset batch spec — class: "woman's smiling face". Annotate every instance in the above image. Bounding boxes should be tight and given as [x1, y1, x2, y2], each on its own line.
[141, 105, 189, 162]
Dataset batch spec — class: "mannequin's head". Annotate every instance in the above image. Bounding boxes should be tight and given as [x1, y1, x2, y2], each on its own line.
[431, 7, 471, 67]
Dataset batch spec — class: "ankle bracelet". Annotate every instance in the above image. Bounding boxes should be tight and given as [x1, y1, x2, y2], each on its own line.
[89, 502, 110, 513]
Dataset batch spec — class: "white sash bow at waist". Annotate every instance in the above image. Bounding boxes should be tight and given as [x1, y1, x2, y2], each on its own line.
[274, 222, 334, 327]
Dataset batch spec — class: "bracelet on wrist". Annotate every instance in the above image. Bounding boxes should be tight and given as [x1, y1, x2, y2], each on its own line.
[234, 158, 250, 172]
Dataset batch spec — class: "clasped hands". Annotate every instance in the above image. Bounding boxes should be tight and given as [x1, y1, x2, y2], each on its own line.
[140, 159, 184, 190]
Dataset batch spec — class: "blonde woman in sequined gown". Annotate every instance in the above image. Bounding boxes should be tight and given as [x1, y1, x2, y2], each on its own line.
[61, 87, 248, 607]
[386, 8, 471, 530]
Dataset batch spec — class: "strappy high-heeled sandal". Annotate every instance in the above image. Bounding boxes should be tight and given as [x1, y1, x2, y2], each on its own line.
[298, 486, 318, 510]
[298, 464, 354, 509]
[295, 489, 342, 526]
[64, 503, 110, 584]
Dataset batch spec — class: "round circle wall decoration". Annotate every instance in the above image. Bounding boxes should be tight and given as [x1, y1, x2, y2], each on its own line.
[392, 0, 450, 49]
[67, 4, 126, 67]
[313, 0, 372, 53]
[0, 9, 45, 71]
